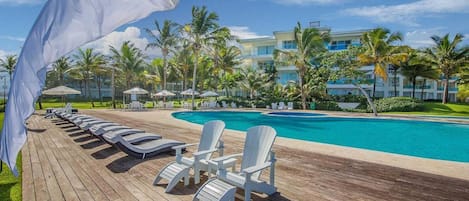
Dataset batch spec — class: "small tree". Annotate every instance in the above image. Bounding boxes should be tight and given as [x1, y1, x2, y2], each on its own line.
[424, 33, 468, 104]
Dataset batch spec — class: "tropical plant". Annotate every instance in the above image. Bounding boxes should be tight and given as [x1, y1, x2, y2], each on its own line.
[0, 54, 17, 81]
[239, 67, 270, 100]
[183, 6, 229, 109]
[171, 43, 193, 91]
[145, 20, 179, 91]
[358, 27, 407, 98]
[274, 22, 330, 109]
[51, 56, 71, 86]
[330, 46, 378, 116]
[423, 33, 469, 104]
[110, 41, 147, 89]
[399, 52, 439, 98]
[72, 48, 104, 106]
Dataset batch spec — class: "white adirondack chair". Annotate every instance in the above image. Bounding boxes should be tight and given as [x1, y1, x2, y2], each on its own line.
[154, 120, 230, 192]
[208, 126, 277, 201]
[278, 102, 285, 110]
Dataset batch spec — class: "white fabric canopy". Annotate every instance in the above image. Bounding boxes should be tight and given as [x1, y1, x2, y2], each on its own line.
[153, 90, 176, 97]
[181, 88, 200, 96]
[200, 91, 219, 97]
[0, 0, 179, 176]
[42, 86, 81, 95]
[123, 87, 149, 95]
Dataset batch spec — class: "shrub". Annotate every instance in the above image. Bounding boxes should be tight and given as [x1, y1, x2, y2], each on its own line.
[315, 101, 342, 111]
[368, 97, 424, 112]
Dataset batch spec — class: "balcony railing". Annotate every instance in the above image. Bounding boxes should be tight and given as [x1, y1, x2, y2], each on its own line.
[403, 85, 432, 89]
[437, 87, 458, 91]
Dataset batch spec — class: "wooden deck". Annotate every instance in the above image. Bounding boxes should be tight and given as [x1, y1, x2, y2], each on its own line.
[22, 110, 469, 201]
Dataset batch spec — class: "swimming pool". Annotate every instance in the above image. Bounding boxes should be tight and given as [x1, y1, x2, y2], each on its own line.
[267, 112, 327, 117]
[173, 111, 469, 162]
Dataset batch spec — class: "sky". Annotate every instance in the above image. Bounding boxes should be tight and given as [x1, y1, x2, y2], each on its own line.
[0, 0, 469, 59]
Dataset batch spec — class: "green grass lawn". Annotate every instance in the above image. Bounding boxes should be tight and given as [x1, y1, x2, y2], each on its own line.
[0, 113, 22, 201]
[387, 102, 469, 117]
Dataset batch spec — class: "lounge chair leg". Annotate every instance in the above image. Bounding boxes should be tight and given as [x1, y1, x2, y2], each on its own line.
[184, 175, 189, 186]
[194, 165, 200, 184]
[245, 188, 251, 201]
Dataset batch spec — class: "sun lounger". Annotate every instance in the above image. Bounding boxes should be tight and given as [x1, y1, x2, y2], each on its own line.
[89, 125, 131, 136]
[114, 136, 185, 159]
[101, 128, 147, 144]
[78, 120, 112, 130]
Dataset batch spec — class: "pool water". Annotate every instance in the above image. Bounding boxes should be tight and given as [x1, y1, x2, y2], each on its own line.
[173, 111, 469, 162]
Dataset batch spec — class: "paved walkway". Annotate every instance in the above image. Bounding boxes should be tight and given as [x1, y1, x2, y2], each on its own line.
[22, 110, 469, 200]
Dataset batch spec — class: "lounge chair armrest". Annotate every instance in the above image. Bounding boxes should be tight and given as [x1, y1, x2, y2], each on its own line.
[211, 153, 243, 163]
[242, 162, 271, 174]
[193, 149, 218, 158]
[172, 143, 198, 150]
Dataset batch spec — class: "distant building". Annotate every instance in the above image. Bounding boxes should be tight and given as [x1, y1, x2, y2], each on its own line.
[237, 25, 458, 102]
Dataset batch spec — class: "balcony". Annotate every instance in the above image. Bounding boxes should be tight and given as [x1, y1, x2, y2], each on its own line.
[403, 85, 432, 89]
[437, 87, 458, 91]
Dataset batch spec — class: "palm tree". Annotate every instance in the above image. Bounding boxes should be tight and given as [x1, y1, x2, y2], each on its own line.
[183, 6, 228, 109]
[359, 28, 407, 98]
[239, 67, 270, 100]
[274, 22, 330, 109]
[51, 57, 71, 86]
[171, 43, 193, 91]
[145, 20, 179, 92]
[73, 48, 104, 106]
[400, 52, 439, 98]
[423, 33, 468, 104]
[110, 41, 146, 89]
[0, 55, 17, 81]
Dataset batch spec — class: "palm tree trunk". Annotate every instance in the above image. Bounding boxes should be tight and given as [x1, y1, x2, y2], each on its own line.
[394, 71, 398, 97]
[442, 76, 449, 104]
[420, 78, 427, 101]
[355, 83, 377, 117]
[191, 51, 199, 110]
[111, 68, 116, 109]
[421, 79, 426, 100]
[372, 76, 377, 99]
[299, 70, 306, 110]
[97, 75, 102, 103]
[412, 78, 416, 98]
[163, 52, 167, 103]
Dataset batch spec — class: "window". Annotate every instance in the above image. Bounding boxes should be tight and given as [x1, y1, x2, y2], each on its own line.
[329, 40, 351, 50]
[257, 45, 274, 55]
[282, 40, 297, 49]
[258, 60, 274, 69]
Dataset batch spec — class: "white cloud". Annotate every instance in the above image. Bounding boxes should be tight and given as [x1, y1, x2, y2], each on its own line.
[228, 26, 270, 39]
[271, 0, 343, 5]
[404, 29, 442, 48]
[404, 28, 469, 48]
[0, 49, 17, 60]
[82, 26, 161, 57]
[344, 0, 469, 26]
[0, 0, 44, 5]
[0, 35, 25, 42]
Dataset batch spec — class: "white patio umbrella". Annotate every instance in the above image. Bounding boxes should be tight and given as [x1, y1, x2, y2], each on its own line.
[42, 85, 81, 96]
[123, 87, 149, 108]
[153, 90, 176, 97]
[42, 85, 81, 104]
[180, 88, 200, 96]
[123, 87, 149, 95]
[200, 91, 219, 97]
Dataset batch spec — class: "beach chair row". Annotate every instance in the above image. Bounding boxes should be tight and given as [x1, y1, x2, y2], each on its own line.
[53, 111, 278, 200]
[53, 111, 184, 159]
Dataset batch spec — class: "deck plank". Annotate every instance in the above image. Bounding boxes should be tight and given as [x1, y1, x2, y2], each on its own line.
[21, 134, 35, 201]
[22, 111, 469, 201]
